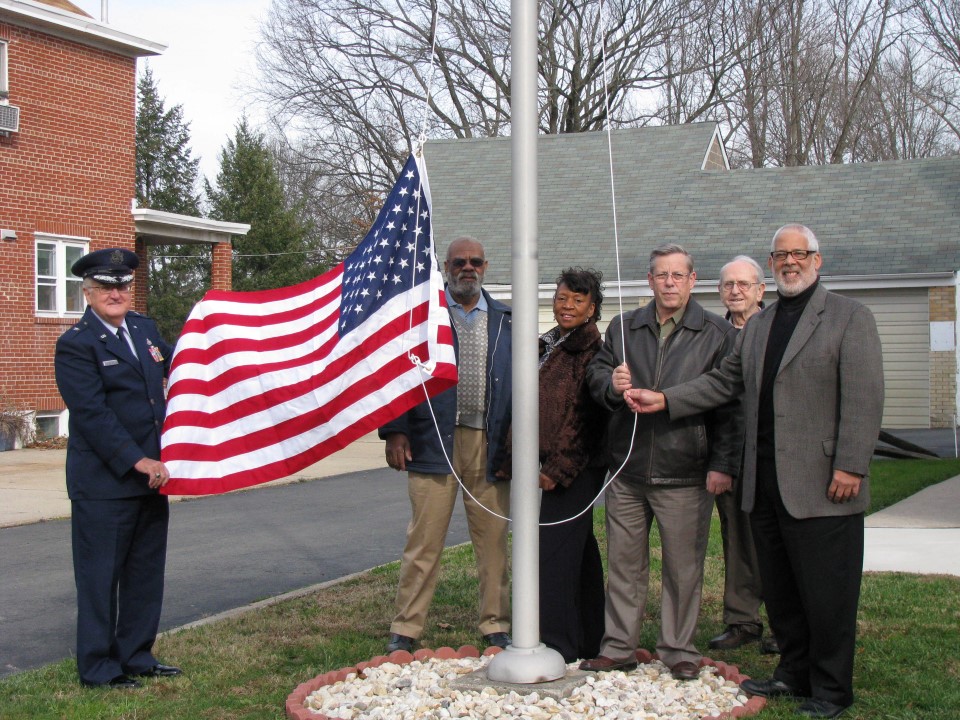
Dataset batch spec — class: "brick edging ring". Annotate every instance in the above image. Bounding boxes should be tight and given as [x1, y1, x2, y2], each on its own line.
[285, 646, 767, 720]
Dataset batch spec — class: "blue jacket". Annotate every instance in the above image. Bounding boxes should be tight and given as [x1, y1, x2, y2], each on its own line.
[55, 307, 174, 500]
[380, 288, 512, 482]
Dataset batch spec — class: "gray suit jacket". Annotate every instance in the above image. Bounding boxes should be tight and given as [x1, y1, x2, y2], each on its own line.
[664, 284, 884, 519]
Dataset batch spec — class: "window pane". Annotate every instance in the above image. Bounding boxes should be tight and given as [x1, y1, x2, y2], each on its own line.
[65, 245, 84, 272]
[66, 279, 84, 312]
[35, 415, 62, 440]
[37, 245, 55, 277]
[37, 282, 55, 311]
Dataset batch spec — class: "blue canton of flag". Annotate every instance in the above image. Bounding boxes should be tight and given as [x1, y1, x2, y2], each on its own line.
[339, 155, 433, 336]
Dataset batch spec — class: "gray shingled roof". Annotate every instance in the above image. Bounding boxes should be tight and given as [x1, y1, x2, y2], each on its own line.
[423, 123, 960, 284]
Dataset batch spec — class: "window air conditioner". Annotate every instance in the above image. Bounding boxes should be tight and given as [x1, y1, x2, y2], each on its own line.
[0, 104, 20, 133]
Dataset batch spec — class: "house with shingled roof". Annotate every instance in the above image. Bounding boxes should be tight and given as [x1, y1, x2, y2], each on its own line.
[423, 124, 960, 430]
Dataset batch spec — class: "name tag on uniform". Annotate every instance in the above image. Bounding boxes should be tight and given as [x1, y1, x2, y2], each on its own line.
[102, 359, 119, 366]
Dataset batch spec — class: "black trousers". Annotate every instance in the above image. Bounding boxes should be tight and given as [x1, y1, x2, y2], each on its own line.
[539, 465, 606, 663]
[72, 494, 169, 684]
[752, 456, 863, 707]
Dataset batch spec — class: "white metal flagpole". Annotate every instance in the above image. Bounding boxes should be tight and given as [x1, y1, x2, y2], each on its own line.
[486, 0, 566, 684]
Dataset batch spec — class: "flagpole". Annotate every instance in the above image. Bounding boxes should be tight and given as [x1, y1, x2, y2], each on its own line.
[486, 0, 565, 684]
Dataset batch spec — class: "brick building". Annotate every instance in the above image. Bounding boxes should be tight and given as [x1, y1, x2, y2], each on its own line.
[0, 0, 246, 447]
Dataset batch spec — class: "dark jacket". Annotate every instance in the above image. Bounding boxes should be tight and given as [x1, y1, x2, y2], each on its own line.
[500, 321, 606, 487]
[379, 287, 512, 482]
[586, 297, 741, 485]
[55, 307, 174, 500]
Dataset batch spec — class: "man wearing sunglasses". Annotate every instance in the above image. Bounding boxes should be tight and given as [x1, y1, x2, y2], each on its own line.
[380, 236, 513, 654]
[630, 225, 884, 718]
[54, 248, 178, 689]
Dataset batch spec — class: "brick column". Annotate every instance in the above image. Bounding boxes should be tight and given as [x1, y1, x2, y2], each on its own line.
[211, 240, 233, 291]
[134, 237, 149, 313]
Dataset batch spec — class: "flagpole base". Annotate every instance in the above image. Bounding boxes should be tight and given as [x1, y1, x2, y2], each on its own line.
[486, 643, 566, 684]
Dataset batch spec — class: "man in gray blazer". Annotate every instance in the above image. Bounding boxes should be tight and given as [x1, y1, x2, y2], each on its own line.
[629, 225, 884, 719]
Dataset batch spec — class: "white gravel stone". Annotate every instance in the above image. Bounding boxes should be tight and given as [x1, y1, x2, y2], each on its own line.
[303, 656, 749, 719]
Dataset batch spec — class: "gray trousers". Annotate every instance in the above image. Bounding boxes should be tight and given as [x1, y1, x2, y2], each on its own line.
[715, 490, 764, 629]
[599, 479, 713, 667]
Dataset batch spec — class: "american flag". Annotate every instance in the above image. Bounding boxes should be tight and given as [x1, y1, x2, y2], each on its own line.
[160, 153, 457, 495]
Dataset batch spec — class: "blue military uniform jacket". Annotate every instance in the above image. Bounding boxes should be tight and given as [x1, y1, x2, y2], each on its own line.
[55, 307, 174, 500]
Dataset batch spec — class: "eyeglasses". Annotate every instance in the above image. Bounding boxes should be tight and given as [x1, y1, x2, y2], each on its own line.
[770, 249, 815, 262]
[450, 257, 486, 269]
[85, 284, 132, 295]
[651, 271, 691, 283]
[720, 280, 760, 292]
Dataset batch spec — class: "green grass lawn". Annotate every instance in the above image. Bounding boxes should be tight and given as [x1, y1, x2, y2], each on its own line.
[2, 458, 959, 719]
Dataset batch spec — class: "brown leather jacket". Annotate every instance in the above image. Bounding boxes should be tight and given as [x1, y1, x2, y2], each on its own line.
[499, 321, 607, 487]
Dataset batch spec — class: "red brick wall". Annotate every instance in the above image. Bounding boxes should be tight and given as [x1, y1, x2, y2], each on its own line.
[0, 21, 137, 414]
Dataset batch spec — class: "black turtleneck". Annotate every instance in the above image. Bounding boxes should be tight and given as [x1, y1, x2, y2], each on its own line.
[757, 279, 819, 458]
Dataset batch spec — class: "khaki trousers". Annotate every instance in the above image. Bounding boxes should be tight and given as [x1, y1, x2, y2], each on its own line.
[391, 427, 511, 639]
[600, 479, 713, 668]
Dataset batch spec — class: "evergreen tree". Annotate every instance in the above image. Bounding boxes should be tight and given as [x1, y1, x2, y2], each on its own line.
[135, 66, 206, 340]
[206, 119, 318, 292]
[136, 66, 202, 214]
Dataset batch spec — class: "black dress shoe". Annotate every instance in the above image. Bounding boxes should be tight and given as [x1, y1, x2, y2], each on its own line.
[483, 632, 512, 649]
[386, 633, 414, 653]
[761, 634, 781, 654]
[708, 624, 762, 650]
[741, 677, 802, 698]
[82, 675, 141, 689]
[796, 698, 849, 718]
[579, 655, 639, 672]
[670, 660, 700, 680]
[136, 664, 182, 678]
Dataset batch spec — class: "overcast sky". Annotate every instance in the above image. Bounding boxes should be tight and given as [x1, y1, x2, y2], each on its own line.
[74, 0, 274, 181]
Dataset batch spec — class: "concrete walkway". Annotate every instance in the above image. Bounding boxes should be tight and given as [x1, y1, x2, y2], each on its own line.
[864, 475, 960, 575]
[1, 432, 959, 576]
[0, 432, 387, 528]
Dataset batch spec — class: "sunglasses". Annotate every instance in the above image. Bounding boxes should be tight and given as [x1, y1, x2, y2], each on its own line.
[450, 257, 486, 269]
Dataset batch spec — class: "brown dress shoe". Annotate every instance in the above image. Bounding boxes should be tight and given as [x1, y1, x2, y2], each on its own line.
[578, 655, 638, 672]
[670, 660, 700, 680]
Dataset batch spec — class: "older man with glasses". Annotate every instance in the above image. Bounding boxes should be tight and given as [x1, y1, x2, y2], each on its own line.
[55, 248, 179, 689]
[630, 225, 884, 718]
[708, 256, 780, 655]
[380, 236, 513, 655]
[580, 243, 742, 681]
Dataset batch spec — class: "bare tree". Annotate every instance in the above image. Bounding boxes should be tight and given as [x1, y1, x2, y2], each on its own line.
[851, 41, 956, 159]
[256, 0, 689, 195]
[908, 0, 960, 140]
[707, 0, 908, 166]
[655, 0, 764, 127]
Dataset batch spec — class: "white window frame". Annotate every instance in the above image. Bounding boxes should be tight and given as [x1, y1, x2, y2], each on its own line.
[34, 411, 65, 440]
[0, 40, 8, 100]
[35, 234, 89, 317]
